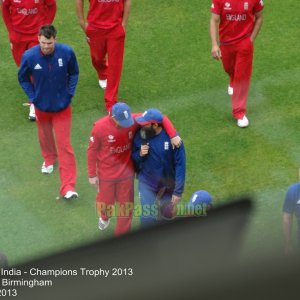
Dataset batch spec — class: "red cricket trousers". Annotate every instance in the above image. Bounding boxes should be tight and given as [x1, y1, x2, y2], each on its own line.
[220, 37, 254, 119]
[86, 25, 125, 112]
[35, 106, 77, 196]
[9, 31, 38, 67]
[96, 178, 134, 236]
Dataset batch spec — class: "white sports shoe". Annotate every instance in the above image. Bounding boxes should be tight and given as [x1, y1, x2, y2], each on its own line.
[98, 217, 110, 230]
[228, 86, 233, 96]
[64, 191, 79, 200]
[237, 115, 249, 128]
[99, 79, 107, 89]
[41, 162, 54, 174]
[29, 104, 36, 121]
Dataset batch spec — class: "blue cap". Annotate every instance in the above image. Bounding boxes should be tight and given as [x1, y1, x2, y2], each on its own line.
[135, 108, 163, 125]
[188, 190, 213, 206]
[111, 102, 134, 128]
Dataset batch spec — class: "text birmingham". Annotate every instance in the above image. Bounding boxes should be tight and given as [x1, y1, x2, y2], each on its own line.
[1, 278, 52, 289]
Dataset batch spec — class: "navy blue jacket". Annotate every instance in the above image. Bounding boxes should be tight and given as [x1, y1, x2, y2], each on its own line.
[18, 43, 79, 112]
[132, 128, 186, 196]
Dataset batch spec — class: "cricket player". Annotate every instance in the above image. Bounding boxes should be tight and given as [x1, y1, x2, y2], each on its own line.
[210, 0, 264, 127]
[132, 108, 186, 228]
[18, 25, 79, 200]
[282, 178, 300, 255]
[87, 102, 181, 236]
[1, 0, 57, 120]
[76, 0, 131, 112]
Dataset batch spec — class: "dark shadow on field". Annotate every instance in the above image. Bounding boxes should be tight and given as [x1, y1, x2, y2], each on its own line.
[2, 198, 299, 299]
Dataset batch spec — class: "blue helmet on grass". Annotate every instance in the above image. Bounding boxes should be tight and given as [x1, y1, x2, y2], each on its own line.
[189, 190, 213, 206]
[186, 190, 213, 216]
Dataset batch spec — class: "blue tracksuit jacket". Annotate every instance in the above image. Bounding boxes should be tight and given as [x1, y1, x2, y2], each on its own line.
[132, 128, 186, 197]
[18, 43, 79, 112]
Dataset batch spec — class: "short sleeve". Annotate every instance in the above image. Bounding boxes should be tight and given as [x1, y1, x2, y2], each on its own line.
[211, 0, 221, 15]
[254, 0, 264, 13]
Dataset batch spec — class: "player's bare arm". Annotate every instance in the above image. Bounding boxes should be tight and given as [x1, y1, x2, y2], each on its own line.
[122, 0, 131, 29]
[75, 0, 87, 33]
[250, 11, 263, 42]
[210, 13, 221, 60]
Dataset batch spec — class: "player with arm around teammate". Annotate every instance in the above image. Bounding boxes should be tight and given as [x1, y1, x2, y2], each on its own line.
[87, 102, 182, 236]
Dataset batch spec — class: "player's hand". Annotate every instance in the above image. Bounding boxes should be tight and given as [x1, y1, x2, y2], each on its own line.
[80, 22, 90, 42]
[140, 144, 149, 157]
[211, 45, 222, 60]
[171, 136, 182, 149]
[89, 176, 99, 188]
[79, 21, 88, 33]
[171, 194, 181, 205]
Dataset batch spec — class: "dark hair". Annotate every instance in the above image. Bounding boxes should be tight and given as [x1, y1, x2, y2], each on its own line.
[39, 24, 57, 39]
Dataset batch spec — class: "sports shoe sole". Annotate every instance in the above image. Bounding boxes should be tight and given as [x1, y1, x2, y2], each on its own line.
[65, 194, 78, 200]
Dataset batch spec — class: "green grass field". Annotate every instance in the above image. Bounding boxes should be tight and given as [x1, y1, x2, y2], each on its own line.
[0, 0, 299, 265]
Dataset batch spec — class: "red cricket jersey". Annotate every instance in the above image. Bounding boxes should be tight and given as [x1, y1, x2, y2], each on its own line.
[87, 113, 177, 181]
[87, 116, 137, 181]
[86, 0, 125, 30]
[211, 0, 264, 44]
[2, 0, 56, 35]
